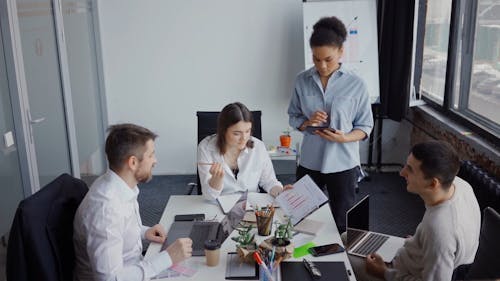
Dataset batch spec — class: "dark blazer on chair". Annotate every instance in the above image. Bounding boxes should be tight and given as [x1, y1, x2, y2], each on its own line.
[7, 173, 88, 281]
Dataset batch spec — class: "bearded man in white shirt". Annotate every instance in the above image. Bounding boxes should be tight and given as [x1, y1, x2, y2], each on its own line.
[73, 123, 192, 281]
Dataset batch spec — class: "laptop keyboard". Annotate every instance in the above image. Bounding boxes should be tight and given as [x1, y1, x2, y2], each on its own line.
[189, 224, 213, 251]
[352, 232, 389, 256]
[347, 228, 366, 247]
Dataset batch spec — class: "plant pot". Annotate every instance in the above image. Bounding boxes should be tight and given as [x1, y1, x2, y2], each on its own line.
[280, 135, 291, 148]
[236, 243, 258, 263]
[259, 237, 294, 261]
[270, 238, 291, 247]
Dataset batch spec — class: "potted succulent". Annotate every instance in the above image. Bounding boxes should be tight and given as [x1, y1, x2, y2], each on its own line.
[280, 128, 292, 148]
[272, 218, 293, 247]
[231, 223, 257, 263]
[259, 217, 294, 260]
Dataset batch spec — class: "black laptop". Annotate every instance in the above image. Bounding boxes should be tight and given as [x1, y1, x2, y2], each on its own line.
[162, 215, 232, 256]
[162, 192, 247, 256]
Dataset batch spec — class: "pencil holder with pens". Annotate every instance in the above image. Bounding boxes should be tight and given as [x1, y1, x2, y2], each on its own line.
[255, 207, 275, 236]
[259, 264, 278, 281]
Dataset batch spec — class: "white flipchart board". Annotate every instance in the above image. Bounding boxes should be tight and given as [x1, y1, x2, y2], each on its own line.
[303, 0, 380, 103]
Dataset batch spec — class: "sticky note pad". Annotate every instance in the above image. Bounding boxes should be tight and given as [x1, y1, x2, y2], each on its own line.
[293, 241, 316, 258]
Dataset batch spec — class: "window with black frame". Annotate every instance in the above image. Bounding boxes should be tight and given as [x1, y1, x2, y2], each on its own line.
[457, 1, 500, 129]
[420, 0, 452, 104]
[417, 0, 500, 139]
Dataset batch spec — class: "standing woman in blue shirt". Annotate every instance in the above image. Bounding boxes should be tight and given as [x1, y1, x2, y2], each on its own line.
[287, 16, 373, 232]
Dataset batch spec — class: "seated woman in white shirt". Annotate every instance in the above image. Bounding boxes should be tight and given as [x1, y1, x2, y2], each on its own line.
[198, 102, 291, 200]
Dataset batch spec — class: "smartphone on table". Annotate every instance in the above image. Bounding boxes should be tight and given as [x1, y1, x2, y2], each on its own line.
[174, 214, 205, 221]
[308, 243, 345, 257]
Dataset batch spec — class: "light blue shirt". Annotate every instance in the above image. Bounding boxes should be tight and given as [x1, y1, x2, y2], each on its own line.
[288, 64, 373, 173]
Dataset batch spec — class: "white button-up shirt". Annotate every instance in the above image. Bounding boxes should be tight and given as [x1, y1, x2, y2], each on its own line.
[73, 170, 171, 281]
[197, 135, 282, 200]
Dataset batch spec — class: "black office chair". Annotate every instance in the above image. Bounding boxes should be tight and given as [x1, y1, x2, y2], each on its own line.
[465, 207, 500, 279]
[188, 111, 262, 195]
[452, 206, 500, 280]
[6, 174, 88, 281]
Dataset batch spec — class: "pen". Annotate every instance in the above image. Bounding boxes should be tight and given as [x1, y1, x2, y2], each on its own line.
[253, 252, 275, 281]
[270, 246, 276, 271]
[273, 255, 283, 270]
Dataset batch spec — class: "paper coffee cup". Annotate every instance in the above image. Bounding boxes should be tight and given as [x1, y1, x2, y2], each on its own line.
[204, 239, 221, 266]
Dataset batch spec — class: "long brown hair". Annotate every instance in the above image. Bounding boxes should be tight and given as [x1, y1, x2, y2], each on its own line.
[216, 102, 254, 154]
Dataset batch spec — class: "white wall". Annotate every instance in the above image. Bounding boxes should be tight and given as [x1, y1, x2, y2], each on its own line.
[96, 0, 410, 175]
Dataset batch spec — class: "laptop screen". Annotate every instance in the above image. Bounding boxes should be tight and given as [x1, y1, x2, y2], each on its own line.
[346, 196, 370, 247]
[218, 215, 233, 243]
[347, 195, 370, 231]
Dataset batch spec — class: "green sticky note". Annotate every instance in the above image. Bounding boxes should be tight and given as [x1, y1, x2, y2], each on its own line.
[293, 241, 316, 258]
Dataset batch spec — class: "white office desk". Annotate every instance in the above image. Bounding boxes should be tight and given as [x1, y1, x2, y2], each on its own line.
[145, 195, 356, 281]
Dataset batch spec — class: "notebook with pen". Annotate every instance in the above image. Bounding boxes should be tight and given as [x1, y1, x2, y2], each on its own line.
[225, 252, 259, 280]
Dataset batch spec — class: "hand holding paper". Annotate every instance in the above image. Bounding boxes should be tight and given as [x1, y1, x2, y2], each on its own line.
[274, 175, 328, 225]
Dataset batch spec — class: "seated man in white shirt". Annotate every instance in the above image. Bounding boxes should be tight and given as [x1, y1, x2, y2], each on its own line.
[73, 123, 192, 281]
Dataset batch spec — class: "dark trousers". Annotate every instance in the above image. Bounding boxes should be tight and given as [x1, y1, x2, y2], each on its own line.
[296, 165, 358, 233]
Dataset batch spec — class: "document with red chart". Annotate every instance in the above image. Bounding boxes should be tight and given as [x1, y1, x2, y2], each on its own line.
[275, 175, 329, 225]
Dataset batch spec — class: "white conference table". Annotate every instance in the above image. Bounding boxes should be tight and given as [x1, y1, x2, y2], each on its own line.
[145, 195, 356, 281]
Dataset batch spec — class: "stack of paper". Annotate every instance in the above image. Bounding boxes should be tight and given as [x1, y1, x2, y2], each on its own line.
[245, 192, 278, 211]
[293, 218, 324, 235]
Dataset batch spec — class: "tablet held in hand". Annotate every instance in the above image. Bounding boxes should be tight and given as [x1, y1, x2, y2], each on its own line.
[305, 126, 336, 134]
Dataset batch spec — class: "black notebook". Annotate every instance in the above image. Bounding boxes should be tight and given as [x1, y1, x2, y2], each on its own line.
[280, 261, 349, 281]
[225, 252, 259, 280]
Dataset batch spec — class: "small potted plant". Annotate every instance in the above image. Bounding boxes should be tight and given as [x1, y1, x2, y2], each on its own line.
[272, 218, 293, 247]
[259, 217, 294, 260]
[231, 223, 257, 263]
[280, 128, 292, 148]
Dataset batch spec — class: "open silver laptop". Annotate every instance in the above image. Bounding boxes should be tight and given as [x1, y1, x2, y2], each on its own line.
[346, 195, 405, 263]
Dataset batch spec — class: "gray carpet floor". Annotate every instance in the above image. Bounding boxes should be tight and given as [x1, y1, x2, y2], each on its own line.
[137, 172, 425, 238]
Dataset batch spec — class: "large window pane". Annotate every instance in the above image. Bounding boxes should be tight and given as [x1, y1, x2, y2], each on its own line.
[420, 0, 452, 104]
[468, 1, 500, 124]
[62, 0, 106, 182]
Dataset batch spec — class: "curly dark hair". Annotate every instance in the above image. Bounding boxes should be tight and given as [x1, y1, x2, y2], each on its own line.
[309, 16, 347, 48]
